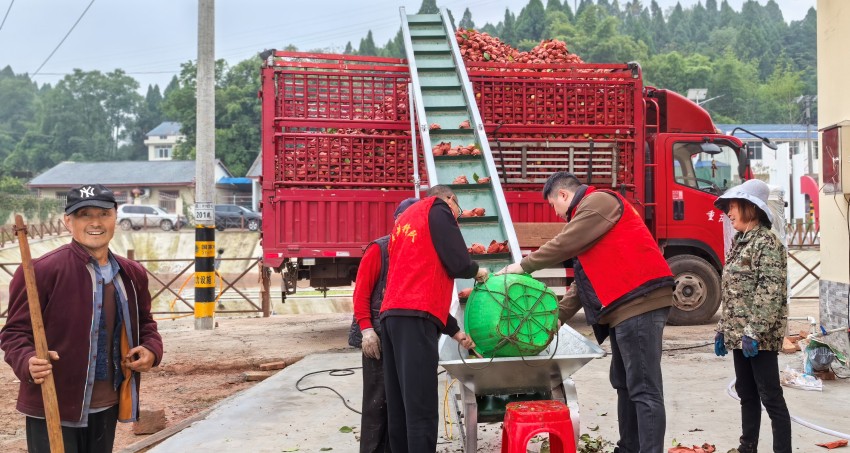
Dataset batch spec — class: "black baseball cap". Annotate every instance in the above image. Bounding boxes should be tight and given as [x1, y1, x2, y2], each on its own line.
[65, 184, 118, 214]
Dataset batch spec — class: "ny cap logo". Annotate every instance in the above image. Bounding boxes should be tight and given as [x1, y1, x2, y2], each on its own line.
[79, 186, 96, 198]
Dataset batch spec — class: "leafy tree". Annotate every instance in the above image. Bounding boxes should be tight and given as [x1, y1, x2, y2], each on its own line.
[162, 57, 260, 176]
[418, 0, 438, 14]
[358, 31, 378, 56]
[381, 29, 405, 58]
[649, 1, 668, 52]
[546, 0, 562, 13]
[343, 42, 354, 55]
[459, 8, 475, 29]
[516, 0, 547, 42]
[561, 0, 575, 22]
[785, 8, 816, 94]
[501, 9, 518, 45]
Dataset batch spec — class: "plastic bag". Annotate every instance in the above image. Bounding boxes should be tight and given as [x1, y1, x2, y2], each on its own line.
[808, 345, 835, 372]
[779, 365, 823, 391]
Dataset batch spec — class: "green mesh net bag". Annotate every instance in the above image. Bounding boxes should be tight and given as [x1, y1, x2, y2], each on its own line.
[463, 273, 559, 358]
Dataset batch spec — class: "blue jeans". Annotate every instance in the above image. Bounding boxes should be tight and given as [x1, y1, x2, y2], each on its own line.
[608, 307, 669, 453]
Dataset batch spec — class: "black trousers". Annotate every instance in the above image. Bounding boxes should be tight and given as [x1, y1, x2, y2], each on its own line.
[26, 405, 118, 453]
[361, 352, 391, 453]
[733, 349, 792, 453]
[381, 316, 440, 453]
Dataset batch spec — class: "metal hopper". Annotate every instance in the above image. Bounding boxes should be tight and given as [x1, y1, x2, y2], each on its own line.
[439, 319, 605, 452]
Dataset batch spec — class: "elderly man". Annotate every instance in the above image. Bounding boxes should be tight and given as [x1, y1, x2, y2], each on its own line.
[1, 184, 163, 453]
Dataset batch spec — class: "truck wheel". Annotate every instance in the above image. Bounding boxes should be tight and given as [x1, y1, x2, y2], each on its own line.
[667, 255, 721, 326]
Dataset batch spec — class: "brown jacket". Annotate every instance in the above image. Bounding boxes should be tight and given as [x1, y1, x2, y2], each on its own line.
[520, 191, 671, 327]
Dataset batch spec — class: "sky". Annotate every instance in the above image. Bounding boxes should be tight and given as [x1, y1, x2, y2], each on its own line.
[0, 0, 817, 92]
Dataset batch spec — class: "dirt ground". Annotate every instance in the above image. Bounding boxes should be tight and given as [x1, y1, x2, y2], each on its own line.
[0, 300, 823, 452]
[0, 313, 354, 452]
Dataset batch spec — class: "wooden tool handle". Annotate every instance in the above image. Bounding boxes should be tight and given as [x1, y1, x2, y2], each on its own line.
[15, 215, 65, 453]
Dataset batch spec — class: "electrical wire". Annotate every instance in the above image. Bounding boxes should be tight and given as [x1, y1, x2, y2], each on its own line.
[725, 378, 850, 440]
[0, 0, 14, 33]
[663, 341, 713, 352]
[295, 367, 362, 415]
[32, 0, 96, 76]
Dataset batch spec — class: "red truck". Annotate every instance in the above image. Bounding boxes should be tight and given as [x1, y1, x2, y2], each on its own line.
[259, 51, 752, 325]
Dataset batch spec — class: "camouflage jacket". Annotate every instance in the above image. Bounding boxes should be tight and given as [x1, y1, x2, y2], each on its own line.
[717, 225, 788, 352]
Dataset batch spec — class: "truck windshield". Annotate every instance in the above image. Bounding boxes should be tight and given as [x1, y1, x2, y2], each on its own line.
[672, 142, 742, 196]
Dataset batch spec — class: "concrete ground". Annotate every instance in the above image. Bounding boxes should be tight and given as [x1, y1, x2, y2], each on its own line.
[146, 310, 850, 452]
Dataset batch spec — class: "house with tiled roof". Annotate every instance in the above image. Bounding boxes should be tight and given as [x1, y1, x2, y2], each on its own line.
[28, 160, 234, 216]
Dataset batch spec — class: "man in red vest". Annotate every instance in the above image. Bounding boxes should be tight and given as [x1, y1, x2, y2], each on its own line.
[498, 172, 674, 453]
[380, 185, 489, 453]
[348, 197, 418, 453]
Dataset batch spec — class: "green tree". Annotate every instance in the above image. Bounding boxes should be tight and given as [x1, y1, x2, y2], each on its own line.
[515, 0, 547, 42]
[562, 0, 575, 22]
[501, 9, 518, 45]
[358, 31, 378, 56]
[162, 57, 260, 176]
[381, 29, 405, 58]
[546, 0, 562, 13]
[459, 7, 475, 29]
[418, 0, 438, 14]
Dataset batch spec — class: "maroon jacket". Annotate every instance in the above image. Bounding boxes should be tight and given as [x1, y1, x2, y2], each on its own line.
[0, 241, 163, 424]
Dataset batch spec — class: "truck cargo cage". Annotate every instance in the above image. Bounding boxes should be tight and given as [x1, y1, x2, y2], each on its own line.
[262, 52, 427, 189]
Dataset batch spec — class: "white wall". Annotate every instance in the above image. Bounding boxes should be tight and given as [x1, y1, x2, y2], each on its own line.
[817, 0, 850, 285]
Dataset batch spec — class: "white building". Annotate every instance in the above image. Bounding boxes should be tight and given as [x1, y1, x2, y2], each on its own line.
[144, 121, 184, 161]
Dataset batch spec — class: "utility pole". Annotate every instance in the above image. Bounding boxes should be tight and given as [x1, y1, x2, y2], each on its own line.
[194, 0, 216, 330]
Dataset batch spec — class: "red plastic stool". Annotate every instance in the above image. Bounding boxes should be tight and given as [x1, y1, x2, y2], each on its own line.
[501, 400, 576, 453]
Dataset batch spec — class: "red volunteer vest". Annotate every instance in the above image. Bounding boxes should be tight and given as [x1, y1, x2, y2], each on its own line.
[571, 188, 673, 306]
[380, 197, 455, 325]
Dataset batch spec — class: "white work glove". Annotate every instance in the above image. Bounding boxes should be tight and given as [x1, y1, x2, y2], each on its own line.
[475, 267, 490, 283]
[453, 331, 476, 350]
[495, 262, 524, 276]
[361, 328, 381, 360]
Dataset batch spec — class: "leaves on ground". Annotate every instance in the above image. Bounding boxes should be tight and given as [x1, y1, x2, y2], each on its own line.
[338, 426, 353, 433]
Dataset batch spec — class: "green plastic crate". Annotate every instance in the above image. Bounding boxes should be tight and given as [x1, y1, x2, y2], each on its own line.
[464, 273, 559, 357]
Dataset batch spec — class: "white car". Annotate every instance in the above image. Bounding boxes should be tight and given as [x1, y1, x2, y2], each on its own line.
[116, 204, 186, 231]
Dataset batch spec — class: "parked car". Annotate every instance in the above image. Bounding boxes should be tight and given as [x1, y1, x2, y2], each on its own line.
[215, 204, 261, 231]
[117, 204, 186, 231]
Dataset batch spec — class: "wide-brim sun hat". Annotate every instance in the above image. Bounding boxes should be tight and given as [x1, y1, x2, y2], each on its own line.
[714, 179, 773, 227]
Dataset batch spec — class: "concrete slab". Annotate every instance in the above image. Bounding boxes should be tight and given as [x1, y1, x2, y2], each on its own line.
[148, 344, 850, 453]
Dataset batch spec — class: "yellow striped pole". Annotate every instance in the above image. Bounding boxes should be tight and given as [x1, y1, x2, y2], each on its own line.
[195, 225, 216, 328]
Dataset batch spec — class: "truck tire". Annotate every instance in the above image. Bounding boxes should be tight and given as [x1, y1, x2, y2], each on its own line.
[666, 255, 721, 326]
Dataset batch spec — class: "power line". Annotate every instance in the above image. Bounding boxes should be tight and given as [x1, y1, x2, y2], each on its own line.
[32, 0, 96, 76]
[0, 0, 14, 33]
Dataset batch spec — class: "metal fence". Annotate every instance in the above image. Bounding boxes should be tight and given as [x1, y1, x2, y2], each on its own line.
[0, 219, 69, 248]
[1, 253, 271, 321]
[786, 220, 819, 249]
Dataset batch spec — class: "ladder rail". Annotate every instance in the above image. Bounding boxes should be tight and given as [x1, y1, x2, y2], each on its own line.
[439, 8, 521, 263]
[399, 7, 438, 185]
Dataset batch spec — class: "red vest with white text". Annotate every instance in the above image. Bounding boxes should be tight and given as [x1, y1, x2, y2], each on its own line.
[380, 197, 454, 325]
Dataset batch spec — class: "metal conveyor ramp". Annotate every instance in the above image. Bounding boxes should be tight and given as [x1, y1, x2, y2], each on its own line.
[400, 7, 521, 296]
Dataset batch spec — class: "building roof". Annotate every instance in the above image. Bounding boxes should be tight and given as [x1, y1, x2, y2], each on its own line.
[715, 124, 816, 141]
[146, 121, 183, 137]
[246, 153, 261, 179]
[29, 161, 205, 187]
